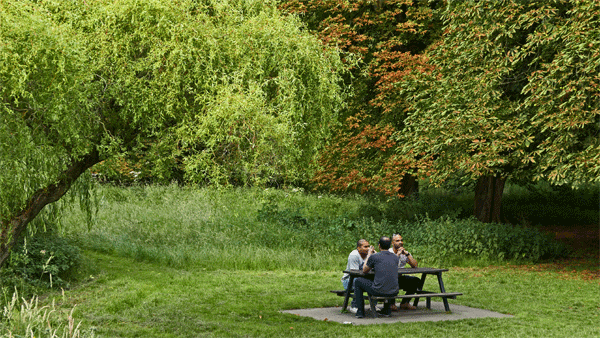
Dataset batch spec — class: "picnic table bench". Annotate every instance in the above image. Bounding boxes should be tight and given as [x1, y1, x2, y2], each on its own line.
[333, 267, 462, 317]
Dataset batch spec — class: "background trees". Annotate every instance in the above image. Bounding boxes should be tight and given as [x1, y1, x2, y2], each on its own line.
[280, 0, 444, 197]
[0, 0, 347, 267]
[398, 0, 599, 222]
[283, 0, 598, 223]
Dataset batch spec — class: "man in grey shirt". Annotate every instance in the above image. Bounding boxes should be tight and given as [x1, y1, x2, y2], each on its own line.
[341, 239, 371, 312]
[389, 233, 420, 310]
[353, 236, 399, 318]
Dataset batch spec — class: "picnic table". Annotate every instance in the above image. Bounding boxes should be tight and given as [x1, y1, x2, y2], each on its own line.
[333, 267, 462, 316]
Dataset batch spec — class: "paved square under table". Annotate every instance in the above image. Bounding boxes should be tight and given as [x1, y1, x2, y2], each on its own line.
[281, 301, 513, 325]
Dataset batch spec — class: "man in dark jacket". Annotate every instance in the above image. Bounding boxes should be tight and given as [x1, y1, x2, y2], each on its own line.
[353, 236, 399, 318]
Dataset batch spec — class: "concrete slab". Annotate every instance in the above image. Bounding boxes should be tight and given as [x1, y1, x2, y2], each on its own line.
[281, 302, 513, 325]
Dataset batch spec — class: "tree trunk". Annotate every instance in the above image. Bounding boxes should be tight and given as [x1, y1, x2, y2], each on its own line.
[473, 175, 506, 223]
[0, 151, 101, 268]
[398, 174, 419, 198]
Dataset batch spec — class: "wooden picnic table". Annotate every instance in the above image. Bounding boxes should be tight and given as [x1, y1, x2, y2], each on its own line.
[339, 267, 462, 314]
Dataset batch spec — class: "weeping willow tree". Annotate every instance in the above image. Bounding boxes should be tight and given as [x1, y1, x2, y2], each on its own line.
[0, 0, 349, 267]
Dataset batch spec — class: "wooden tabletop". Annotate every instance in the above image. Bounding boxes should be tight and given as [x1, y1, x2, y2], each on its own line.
[343, 267, 449, 276]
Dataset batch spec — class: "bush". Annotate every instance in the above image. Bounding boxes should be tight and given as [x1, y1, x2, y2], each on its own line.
[256, 195, 570, 264]
[1, 233, 81, 289]
[395, 216, 570, 265]
[503, 181, 599, 226]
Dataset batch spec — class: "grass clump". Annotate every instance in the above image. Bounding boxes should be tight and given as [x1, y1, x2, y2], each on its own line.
[1, 291, 95, 338]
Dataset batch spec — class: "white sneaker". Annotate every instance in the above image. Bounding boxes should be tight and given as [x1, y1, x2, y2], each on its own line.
[348, 307, 358, 314]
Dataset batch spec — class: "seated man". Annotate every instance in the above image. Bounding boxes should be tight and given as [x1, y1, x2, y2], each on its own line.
[353, 236, 399, 318]
[389, 233, 420, 310]
[341, 239, 372, 313]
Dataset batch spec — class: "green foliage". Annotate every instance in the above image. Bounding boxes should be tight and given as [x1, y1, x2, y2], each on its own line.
[281, 0, 445, 196]
[1, 233, 81, 289]
[399, 0, 600, 188]
[0, 0, 92, 222]
[1, 0, 348, 267]
[396, 216, 569, 266]
[78, 0, 349, 187]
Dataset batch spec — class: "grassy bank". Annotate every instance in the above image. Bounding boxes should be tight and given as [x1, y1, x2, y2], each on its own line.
[2, 184, 598, 337]
[58, 184, 573, 270]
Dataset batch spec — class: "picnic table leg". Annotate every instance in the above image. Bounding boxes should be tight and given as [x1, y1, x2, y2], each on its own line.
[342, 276, 354, 312]
[368, 294, 378, 318]
[413, 273, 428, 308]
[436, 273, 451, 312]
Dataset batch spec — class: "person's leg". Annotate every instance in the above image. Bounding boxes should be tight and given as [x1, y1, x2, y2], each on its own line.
[353, 277, 374, 317]
[379, 297, 393, 315]
[398, 275, 420, 308]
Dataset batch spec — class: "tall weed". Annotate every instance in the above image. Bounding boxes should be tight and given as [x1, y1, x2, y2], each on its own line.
[1, 291, 95, 338]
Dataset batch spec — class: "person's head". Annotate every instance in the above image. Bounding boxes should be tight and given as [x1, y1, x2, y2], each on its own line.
[391, 234, 404, 250]
[357, 239, 370, 256]
[378, 236, 392, 250]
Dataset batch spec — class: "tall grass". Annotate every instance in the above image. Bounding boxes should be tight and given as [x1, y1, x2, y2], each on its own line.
[60, 185, 363, 271]
[1, 291, 94, 338]
[58, 183, 571, 271]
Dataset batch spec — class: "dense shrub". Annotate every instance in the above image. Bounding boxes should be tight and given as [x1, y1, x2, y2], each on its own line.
[394, 216, 570, 265]
[257, 197, 569, 264]
[1, 233, 80, 289]
[503, 182, 599, 226]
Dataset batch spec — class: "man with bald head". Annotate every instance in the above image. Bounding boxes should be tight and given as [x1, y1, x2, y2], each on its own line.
[341, 239, 373, 313]
[389, 233, 420, 310]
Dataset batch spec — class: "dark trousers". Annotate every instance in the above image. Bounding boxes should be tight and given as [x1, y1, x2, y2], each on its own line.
[398, 275, 421, 304]
[354, 277, 398, 316]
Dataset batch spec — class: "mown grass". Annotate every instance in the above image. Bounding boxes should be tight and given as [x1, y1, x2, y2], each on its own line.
[2, 183, 598, 337]
[28, 251, 599, 338]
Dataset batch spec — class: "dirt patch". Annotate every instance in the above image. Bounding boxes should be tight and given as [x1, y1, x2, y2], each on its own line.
[538, 224, 599, 258]
[520, 224, 600, 280]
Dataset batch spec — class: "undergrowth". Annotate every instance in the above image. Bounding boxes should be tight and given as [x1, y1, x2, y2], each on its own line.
[54, 183, 572, 271]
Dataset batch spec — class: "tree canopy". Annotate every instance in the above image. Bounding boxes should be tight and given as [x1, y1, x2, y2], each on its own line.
[282, 0, 598, 223]
[397, 0, 599, 221]
[280, 0, 444, 196]
[399, 0, 599, 187]
[0, 0, 348, 266]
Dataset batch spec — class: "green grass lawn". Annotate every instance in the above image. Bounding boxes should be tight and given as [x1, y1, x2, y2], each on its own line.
[39, 251, 596, 338]
[3, 184, 598, 337]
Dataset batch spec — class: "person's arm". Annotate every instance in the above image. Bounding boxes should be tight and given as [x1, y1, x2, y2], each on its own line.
[400, 247, 418, 268]
[362, 246, 375, 273]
